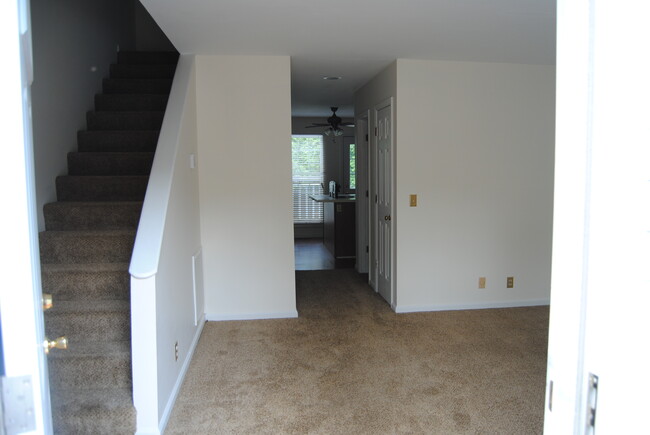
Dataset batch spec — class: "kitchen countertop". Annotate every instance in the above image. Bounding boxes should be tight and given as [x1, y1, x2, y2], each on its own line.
[309, 194, 356, 203]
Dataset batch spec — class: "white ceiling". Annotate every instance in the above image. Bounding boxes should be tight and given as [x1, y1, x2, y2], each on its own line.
[142, 0, 556, 117]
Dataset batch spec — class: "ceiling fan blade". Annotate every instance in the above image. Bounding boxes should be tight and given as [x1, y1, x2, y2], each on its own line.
[305, 124, 330, 128]
[341, 123, 356, 127]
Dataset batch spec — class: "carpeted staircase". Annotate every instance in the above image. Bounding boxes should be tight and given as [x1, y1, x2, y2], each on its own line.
[40, 51, 178, 434]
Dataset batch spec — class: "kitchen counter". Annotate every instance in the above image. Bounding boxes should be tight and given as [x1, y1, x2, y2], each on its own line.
[308, 194, 356, 203]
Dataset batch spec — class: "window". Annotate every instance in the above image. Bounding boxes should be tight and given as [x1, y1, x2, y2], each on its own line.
[349, 143, 356, 190]
[342, 136, 356, 191]
[292, 135, 324, 223]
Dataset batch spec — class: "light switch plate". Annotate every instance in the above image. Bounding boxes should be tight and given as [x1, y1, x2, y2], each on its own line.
[409, 194, 417, 207]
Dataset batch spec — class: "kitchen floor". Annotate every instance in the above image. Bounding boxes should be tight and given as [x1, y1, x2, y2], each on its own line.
[294, 238, 355, 270]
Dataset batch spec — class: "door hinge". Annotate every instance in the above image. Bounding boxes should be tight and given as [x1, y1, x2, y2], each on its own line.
[586, 373, 599, 432]
[1, 375, 37, 434]
[365, 190, 369, 198]
[365, 133, 369, 142]
[374, 127, 377, 136]
[366, 245, 369, 253]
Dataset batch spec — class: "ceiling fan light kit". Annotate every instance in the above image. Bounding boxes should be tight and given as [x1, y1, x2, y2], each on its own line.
[306, 107, 355, 138]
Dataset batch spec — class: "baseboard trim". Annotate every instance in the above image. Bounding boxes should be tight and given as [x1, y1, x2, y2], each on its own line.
[205, 310, 299, 321]
[395, 299, 550, 314]
[157, 314, 206, 434]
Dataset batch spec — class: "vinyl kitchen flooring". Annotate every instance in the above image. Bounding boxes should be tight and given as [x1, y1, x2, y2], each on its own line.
[294, 238, 355, 271]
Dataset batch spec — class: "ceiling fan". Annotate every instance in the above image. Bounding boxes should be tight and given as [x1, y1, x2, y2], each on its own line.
[306, 107, 355, 136]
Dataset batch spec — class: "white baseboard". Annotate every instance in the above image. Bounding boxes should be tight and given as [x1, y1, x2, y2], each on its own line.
[205, 310, 298, 321]
[158, 314, 206, 434]
[395, 299, 550, 314]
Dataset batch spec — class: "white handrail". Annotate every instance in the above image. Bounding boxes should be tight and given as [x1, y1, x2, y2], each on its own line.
[129, 54, 194, 279]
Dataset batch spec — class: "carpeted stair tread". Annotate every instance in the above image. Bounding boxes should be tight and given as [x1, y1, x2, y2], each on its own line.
[56, 175, 149, 201]
[103, 78, 172, 94]
[51, 387, 135, 435]
[86, 110, 164, 131]
[110, 63, 177, 79]
[45, 298, 129, 314]
[77, 130, 159, 152]
[44, 201, 143, 230]
[39, 230, 136, 264]
[41, 262, 130, 301]
[67, 152, 154, 176]
[95, 93, 169, 111]
[47, 340, 131, 391]
[118, 50, 179, 65]
[45, 300, 130, 343]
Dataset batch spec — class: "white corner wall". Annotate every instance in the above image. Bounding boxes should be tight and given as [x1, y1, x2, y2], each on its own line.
[395, 59, 555, 311]
[196, 55, 297, 320]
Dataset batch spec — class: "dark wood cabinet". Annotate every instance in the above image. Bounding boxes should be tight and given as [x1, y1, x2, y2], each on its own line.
[323, 201, 356, 258]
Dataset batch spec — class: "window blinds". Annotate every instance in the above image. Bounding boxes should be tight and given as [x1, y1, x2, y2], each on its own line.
[292, 135, 324, 223]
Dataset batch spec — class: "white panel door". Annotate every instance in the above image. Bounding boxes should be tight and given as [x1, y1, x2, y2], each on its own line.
[545, 0, 650, 432]
[375, 102, 392, 305]
[0, 0, 52, 433]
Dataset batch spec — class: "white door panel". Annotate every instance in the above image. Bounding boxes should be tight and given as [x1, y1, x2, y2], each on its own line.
[0, 0, 52, 433]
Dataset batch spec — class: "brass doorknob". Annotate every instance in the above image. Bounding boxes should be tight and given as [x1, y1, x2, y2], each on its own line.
[43, 336, 68, 354]
[42, 293, 53, 310]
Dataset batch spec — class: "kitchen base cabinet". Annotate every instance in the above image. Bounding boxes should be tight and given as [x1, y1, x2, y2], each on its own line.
[323, 201, 356, 258]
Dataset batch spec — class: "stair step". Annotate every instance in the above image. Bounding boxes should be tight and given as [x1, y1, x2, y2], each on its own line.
[86, 110, 164, 131]
[103, 78, 172, 94]
[39, 230, 136, 264]
[41, 262, 130, 301]
[44, 299, 130, 342]
[51, 387, 135, 435]
[68, 152, 154, 176]
[56, 175, 148, 201]
[77, 130, 159, 152]
[94, 93, 169, 111]
[118, 50, 179, 65]
[44, 201, 142, 231]
[110, 63, 176, 79]
[48, 341, 131, 391]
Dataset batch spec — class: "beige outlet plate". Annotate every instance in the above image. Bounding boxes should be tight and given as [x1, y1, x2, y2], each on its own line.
[410, 194, 417, 207]
[507, 277, 514, 288]
[478, 277, 486, 289]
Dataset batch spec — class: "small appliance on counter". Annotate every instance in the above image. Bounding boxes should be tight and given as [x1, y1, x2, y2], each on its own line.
[328, 180, 340, 198]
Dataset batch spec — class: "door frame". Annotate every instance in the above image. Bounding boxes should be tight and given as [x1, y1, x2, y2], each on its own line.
[354, 113, 369, 275]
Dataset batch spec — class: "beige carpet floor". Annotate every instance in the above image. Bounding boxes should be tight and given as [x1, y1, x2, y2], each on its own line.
[166, 269, 549, 434]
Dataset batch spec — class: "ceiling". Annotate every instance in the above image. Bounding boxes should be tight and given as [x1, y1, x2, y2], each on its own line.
[141, 0, 556, 118]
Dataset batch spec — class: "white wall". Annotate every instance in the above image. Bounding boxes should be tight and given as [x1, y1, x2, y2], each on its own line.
[196, 55, 297, 320]
[395, 59, 555, 311]
[31, 0, 136, 230]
